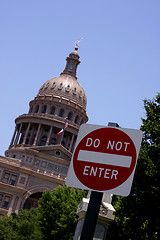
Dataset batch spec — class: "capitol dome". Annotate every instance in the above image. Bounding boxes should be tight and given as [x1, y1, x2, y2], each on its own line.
[36, 48, 87, 111]
[7, 46, 88, 157]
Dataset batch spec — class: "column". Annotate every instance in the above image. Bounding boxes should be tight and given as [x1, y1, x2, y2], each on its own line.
[33, 124, 41, 146]
[46, 126, 53, 145]
[15, 197, 23, 214]
[65, 134, 71, 150]
[7, 195, 16, 216]
[14, 123, 23, 146]
[22, 123, 31, 145]
[69, 134, 75, 152]
[9, 126, 18, 147]
[29, 124, 36, 145]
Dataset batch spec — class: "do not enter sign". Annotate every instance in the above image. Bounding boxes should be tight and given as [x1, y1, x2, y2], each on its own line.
[66, 124, 143, 196]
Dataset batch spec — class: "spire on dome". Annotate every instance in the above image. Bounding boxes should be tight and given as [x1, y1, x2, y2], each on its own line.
[61, 40, 83, 79]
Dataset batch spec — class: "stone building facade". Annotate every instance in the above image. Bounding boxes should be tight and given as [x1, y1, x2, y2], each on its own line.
[0, 46, 88, 217]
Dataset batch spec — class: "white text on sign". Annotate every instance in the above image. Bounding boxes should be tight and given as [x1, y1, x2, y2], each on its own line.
[77, 138, 132, 180]
[86, 138, 130, 152]
[83, 166, 118, 180]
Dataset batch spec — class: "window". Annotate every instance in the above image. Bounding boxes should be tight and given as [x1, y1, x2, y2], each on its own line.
[42, 105, 47, 113]
[67, 112, 72, 121]
[67, 60, 70, 69]
[66, 85, 70, 91]
[19, 177, 26, 184]
[79, 90, 82, 98]
[41, 162, 47, 168]
[25, 134, 30, 144]
[74, 115, 79, 124]
[3, 196, 10, 209]
[2, 173, 10, 184]
[49, 138, 56, 145]
[34, 159, 40, 165]
[48, 163, 53, 170]
[56, 150, 60, 156]
[59, 109, 64, 117]
[2, 172, 18, 186]
[0, 194, 3, 205]
[10, 175, 17, 186]
[0, 193, 11, 209]
[35, 105, 39, 113]
[80, 119, 84, 125]
[45, 82, 49, 89]
[61, 167, 67, 174]
[59, 83, 63, 90]
[50, 107, 55, 115]
[30, 134, 36, 145]
[45, 128, 49, 132]
[73, 88, 76, 94]
[51, 82, 56, 89]
[40, 136, 47, 146]
[54, 166, 60, 172]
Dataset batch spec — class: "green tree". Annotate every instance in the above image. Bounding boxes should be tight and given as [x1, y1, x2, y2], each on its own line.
[0, 209, 43, 240]
[38, 185, 87, 240]
[107, 94, 160, 240]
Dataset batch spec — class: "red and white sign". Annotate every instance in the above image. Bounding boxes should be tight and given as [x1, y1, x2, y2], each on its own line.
[66, 124, 143, 196]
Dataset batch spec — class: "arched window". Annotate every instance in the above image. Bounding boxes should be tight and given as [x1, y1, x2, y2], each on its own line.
[45, 82, 49, 89]
[73, 88, 76, 95]
[42, 105, 47, 113]
[49, 138, 56, 145]
[50, 107, 55, 115]
[74, 115, 79, 124]
[59, 109, 64, 117]
[51, 82, 56, 89]
[59, 83, 63, 90]
[30, 134, 36, 145]
[80, 119, 84, 125]
[70, 62, 75, 70]
[67, 112, 72, 121]
[66, 85, 70, 92]
[25, 134, 30, 145]
[35, 105, 39, 113]
[67, 60, 70, 69]
[40, 136, 47, 146]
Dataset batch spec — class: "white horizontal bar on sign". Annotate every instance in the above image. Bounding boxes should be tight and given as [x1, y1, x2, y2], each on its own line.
[77, 150, 132, 168]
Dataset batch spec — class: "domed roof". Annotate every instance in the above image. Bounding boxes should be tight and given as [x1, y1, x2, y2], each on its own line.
[38, 74, 87, 109]
[37, 48, 87, 110]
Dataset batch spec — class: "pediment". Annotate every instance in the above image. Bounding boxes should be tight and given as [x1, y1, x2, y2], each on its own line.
[28, 144, 72, 162]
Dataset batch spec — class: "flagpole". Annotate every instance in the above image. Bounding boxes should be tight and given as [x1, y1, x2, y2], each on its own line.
[57, 118, 68, 145]
[59, 127, 65, 145]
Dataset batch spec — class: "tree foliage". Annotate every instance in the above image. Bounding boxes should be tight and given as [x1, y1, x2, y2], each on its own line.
[38, 185, 87, 240]
[0, 208, 43, 240]
[0, 186, 86, 240]
[107, 94, 160, 240]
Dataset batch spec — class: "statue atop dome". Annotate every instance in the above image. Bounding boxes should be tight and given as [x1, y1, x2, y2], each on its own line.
[75, 38, 83, 50]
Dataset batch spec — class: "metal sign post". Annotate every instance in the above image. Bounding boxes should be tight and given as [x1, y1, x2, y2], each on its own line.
[80, 191, 103, 240]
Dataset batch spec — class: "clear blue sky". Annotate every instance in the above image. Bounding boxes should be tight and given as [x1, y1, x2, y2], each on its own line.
[0, 0, 159, 155]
